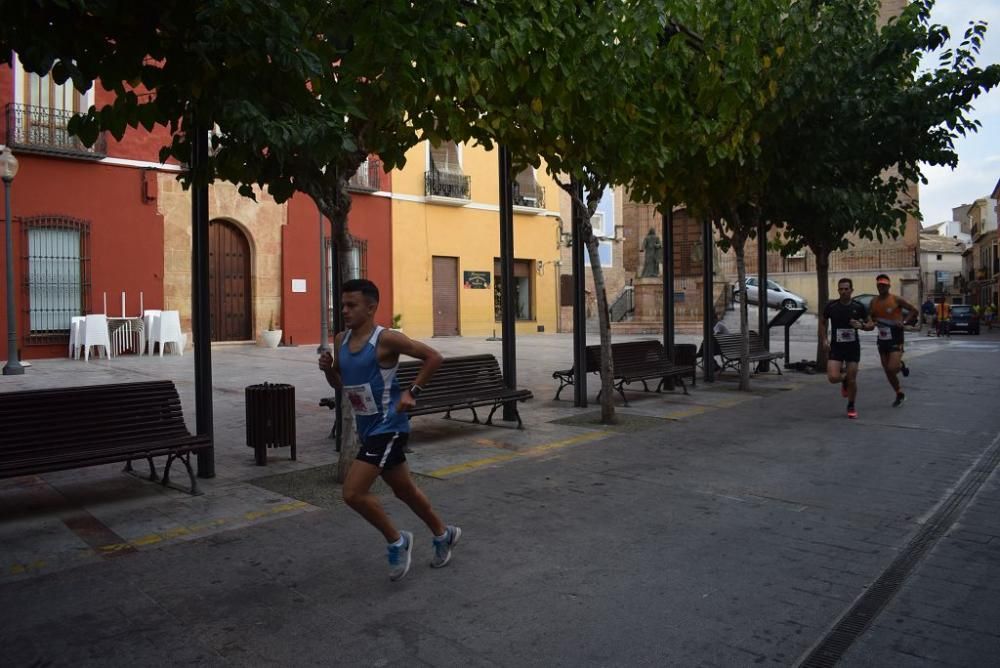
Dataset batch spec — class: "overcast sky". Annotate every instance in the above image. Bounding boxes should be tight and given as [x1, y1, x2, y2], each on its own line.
[919, 0, 1000, 226]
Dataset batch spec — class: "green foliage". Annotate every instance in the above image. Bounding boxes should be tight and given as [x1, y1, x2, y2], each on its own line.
[769, 0, 1000, 259]
[391, 313, 402, 329]
[0, 1, 489, 228]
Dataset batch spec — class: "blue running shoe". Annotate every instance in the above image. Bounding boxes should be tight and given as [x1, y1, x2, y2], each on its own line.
[388, 531, 413, 581]
[431, 525, 462, 569]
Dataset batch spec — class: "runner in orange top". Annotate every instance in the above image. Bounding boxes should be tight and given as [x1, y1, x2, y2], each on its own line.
[867, 274, 919, 407]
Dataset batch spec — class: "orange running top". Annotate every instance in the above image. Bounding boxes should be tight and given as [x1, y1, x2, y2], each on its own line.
[869, 294, 903, 324]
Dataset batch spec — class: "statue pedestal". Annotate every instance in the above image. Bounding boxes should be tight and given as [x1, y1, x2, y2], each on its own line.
[633, 278, 663, 321]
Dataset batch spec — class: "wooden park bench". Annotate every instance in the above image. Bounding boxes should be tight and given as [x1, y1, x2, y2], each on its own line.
[0, 380, 211, 494]
[714, 331, 784, 376]
[321, 353, 534, 429]
[552, 339, 695, 405]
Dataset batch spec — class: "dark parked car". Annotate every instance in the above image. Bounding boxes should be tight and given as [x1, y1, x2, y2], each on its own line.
[854, 293, 876, 313]
[947, 304, 980, 334]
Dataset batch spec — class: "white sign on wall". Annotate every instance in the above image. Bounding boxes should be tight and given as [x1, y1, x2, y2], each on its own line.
[291, 279, 307, 293]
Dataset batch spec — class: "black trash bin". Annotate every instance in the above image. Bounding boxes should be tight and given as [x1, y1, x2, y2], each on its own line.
[246, 383, 297, 465]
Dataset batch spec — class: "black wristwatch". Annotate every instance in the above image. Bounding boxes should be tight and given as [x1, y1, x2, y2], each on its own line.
[408, 384, 423, 399]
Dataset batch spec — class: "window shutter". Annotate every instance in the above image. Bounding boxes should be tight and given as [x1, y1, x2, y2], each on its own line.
[430, 141, 460, 173]
[515, 167, 536, 194]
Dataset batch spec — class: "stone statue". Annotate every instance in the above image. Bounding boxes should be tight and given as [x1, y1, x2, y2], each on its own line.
[639, 228, 662, 278]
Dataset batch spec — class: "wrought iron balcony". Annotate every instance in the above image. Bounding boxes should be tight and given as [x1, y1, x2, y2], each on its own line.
[5, 103, 107, 159]
[347, 158, 382, 192]
[513, 183, 545, 209]
[425, 170, 471, 201]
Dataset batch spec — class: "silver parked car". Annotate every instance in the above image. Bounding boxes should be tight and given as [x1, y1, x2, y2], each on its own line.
[738, 277, 808, 310]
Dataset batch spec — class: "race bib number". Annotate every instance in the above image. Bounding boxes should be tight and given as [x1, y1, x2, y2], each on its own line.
[877, 325, 892, 341]
[343, 383, 379, 416]
[835, 328, 857, 343]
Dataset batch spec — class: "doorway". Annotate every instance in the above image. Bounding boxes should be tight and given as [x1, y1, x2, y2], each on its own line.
[432, 256, 459, 336]
[208, 219, 252, 341]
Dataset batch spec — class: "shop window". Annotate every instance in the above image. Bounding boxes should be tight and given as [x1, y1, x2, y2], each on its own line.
[494, 258, 533, 321]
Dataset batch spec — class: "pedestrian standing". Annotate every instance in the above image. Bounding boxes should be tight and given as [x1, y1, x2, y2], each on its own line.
[921, 297, 936, 335]
[867, 274, 919, 407]
[319, 279, 461, 581]
[819, 278, 871, 419]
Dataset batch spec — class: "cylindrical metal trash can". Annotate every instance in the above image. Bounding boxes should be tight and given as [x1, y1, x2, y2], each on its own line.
[246, 383, 297, 465]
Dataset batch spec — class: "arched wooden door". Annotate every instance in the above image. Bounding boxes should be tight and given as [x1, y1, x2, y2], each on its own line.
[208, 219, 252, 341]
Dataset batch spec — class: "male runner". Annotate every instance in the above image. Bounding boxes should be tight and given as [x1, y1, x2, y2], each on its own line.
[867, 274, 918, 407]
[319, 279, 460, 581]
[819, 278, 870, 419]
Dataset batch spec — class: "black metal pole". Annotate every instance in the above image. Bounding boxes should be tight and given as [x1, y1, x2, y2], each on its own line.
[498, 147, 517, 420]
[330, 237, 344, 452]
[191, 122, 215, 477]
[318, 211, 329, 352]
[756, 217, 769, 372]
[571, 181, 587, 407]
[3, 175, 24, 375]
[662, 204, 674, 358]
[702, 217, 715, 383]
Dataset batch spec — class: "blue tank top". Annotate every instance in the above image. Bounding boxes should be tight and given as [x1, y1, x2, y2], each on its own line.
[339, 326, 409, 439]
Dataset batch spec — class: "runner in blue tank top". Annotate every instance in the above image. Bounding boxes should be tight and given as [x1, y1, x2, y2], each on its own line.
[319, 279, 461, 581]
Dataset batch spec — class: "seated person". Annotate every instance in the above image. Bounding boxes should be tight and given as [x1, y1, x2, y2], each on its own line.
[697, 312, 727, 371]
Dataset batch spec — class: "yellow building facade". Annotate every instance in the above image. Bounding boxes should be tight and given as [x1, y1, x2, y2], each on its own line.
[391, 141, 562, 338]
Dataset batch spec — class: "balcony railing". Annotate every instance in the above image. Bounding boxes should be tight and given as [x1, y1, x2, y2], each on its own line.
[6, 103, 107, 159]
[347, 159, 382, 192]
[425, 170, 471, 200]
[513, 183, 545, 209]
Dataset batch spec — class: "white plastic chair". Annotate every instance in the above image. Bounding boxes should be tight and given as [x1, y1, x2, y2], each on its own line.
[143, 309, 161, 355]
[68, 316, 85, 359]
[81, 314, 112, 361]
[155, 310, 184, 356]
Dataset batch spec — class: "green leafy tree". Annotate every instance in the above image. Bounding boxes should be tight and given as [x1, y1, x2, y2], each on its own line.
[1, 1, 487, 266]
[445, 1, 698, 422]
[0, 0, 548, 476]
[766, 0, 1000, 366]
[630, 0, 820, 391]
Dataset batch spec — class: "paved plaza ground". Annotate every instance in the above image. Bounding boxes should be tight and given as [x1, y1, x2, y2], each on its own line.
[2, 313, 999, 666]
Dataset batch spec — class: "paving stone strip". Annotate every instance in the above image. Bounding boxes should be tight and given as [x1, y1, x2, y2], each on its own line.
[796, 430, 1000, 667]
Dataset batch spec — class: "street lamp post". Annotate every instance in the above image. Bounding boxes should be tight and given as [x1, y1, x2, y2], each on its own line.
[1, 145, 23, 375]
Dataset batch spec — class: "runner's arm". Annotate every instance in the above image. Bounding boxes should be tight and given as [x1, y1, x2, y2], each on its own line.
[898, 298, 920, 326]
[319, 333, 343, 389]
[818, 312, 830, 350]
[379, 330, 443, 409]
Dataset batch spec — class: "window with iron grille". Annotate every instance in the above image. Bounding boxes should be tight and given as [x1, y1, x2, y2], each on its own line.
[20, 216, 91, 343]
[325, 237, 368, 330]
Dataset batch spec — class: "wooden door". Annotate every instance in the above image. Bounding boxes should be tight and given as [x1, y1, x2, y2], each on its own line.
[209, 220, 252, 341]
[432, 256, 459, 336]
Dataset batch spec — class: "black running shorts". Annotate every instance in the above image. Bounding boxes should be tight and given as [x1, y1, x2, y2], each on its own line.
[356, 431, 408, 470]
[876, 323, 904, 354]
[829, 343, 860, 363]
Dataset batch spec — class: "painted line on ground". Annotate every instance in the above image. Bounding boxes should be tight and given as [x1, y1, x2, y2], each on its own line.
[664, 406, 711, 420]
[425, 431, 613, 479]
[95, 500, 313, 554]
